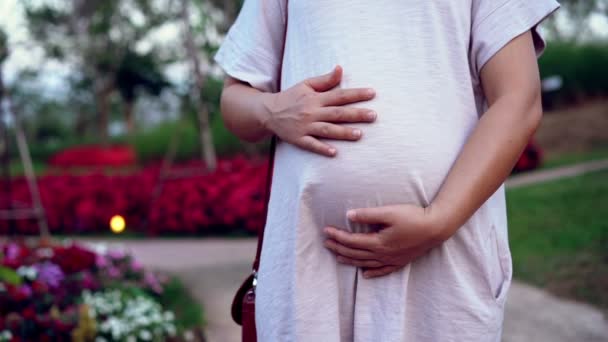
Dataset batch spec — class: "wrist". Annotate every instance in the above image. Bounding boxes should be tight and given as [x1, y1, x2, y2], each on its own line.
[259, 92, 278, 135]
[424, 202, 458, 242]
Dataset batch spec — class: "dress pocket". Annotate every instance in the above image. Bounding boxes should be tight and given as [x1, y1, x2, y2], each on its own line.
[484, 224, 512, 308]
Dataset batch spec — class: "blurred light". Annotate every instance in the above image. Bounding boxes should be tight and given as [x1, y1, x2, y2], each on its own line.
[542, 75, 563, 92]
[110, 215, 126, 234]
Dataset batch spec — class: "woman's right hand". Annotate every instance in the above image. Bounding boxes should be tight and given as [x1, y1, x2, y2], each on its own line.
[261, 66, 377, 157]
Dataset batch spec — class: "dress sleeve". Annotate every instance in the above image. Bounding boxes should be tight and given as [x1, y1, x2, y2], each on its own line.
[213, 0, 287, 93]
[470, 0, 560, 79]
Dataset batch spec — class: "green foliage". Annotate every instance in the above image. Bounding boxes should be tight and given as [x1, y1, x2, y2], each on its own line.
[539, 41, 608, 106]
[158, 277, 204, 331]
[0, 28, 8, 63]
[507, 170, 608, 308]
[542, 146, 608, 170]
[116, 51, 171, 102]
[0, 266, 22, 286]
[128, 114, 243, 162]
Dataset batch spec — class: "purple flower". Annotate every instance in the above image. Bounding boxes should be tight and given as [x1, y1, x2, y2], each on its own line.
[34, 262, 65, 288]
[144, 271, 162, 294]
[19, 284, 32, 298]
[5, 243, 20, 260]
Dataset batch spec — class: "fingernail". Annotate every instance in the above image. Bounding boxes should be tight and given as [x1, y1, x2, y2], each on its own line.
[328, 148, 337, 155]
[367, 111, 377, 120]
[367, 89, 375, 96]
[352, 129, 361, 138]
[347, 210, 356, 220]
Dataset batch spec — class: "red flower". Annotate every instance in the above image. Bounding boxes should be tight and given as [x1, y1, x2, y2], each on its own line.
[52, 245, 96, 274]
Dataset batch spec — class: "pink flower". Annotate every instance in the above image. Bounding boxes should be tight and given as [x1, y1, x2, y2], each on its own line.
[131, 260, 143, 272]
[96, 255, 109, 268]
[106, 266, 121, 278]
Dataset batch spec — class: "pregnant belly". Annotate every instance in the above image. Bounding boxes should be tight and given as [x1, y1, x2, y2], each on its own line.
[272, 120, 470, 233]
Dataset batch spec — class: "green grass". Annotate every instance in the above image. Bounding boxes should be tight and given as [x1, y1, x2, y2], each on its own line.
[506, 170, 608, 309]
[159, 277, 205, 332]
[542, 146, 608, 170]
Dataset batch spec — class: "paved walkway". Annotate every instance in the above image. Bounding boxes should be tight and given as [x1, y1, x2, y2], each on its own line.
[90, 159, 608, 341]
[506, 159, 608, 188]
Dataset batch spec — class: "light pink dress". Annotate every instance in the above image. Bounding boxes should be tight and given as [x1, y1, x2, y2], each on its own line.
[214, 1, 559, 341]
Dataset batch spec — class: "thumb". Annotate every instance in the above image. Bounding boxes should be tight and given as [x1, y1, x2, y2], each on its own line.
[347, 206, 391, 225]
[305, 65, 342, 92]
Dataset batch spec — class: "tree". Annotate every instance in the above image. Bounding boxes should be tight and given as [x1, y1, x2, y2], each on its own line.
[23, 0, 174, 142]
[544, 0, 608, 42]
[180, 0, 223, 170]
[115, 50, 170, 134]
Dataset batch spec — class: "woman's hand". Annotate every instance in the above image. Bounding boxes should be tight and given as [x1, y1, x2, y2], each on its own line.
[262, 66, 377, 157]
[323, 204, 455, 278]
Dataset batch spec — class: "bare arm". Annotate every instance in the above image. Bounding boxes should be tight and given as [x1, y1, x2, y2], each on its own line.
[219, 66, 378, 157]
[430, 30, 543, 237]
[219, 76, 276, 142]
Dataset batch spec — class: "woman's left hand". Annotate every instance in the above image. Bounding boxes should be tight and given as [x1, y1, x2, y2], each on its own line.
[323, 204, 454, 278]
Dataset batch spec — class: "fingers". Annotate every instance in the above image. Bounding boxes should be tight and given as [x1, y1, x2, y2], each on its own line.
[324, 227, 381, 251]
[362, 265, 400, 278]
[324, 239, 377, 260]
[308, 122, 362, 141]
[315, 107, 377, 123]
[296, 136, 337, 157]
[336, 256, 385, 268]
[347, 206, 394, 225]
[320, 87, 376, 106]
[305, 65, 342, 92]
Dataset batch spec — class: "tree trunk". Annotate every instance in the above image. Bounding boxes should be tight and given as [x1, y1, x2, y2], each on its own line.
[181, 0, 217, 171]
[124, 99, 136, 135]
[95, 82, 112, 145]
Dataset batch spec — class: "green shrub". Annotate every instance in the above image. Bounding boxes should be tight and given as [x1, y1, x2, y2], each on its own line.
[539, 41, 608, 107]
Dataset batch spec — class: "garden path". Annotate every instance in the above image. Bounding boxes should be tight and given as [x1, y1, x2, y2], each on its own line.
[91, 159, 608, 342]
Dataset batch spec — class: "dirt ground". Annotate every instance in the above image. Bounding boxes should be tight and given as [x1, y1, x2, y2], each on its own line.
[536, 100, 608, 156]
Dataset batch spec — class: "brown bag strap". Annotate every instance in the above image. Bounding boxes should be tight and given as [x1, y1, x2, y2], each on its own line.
[252, 135, 277, 272]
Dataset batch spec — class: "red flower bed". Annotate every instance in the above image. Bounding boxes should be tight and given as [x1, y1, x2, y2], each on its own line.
[513, 140, 543, 173]
[1, 156, 268, 235]
[2, 143, 541, 235]
[48, 145, 136, 168]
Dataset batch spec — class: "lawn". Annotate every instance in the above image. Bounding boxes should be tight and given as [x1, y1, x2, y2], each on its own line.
[542, 146, 608, 169]
[506, 170, 608, 310]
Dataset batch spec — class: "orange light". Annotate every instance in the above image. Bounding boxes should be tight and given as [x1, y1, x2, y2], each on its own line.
[110, 215, 126, 234]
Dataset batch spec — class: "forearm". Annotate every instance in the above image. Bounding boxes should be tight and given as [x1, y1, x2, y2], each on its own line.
[430, 92, 542, 236]
[220, 78, 274, 142]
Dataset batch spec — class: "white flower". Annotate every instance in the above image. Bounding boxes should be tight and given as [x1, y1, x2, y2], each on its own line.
[17, 266, 37, 280]
[183, 330, 195, 341]
[0, 330, 12, 342]
[163, 311, 175, 321]
[165, 323, 177, 336]
[139, 329, 152, 340]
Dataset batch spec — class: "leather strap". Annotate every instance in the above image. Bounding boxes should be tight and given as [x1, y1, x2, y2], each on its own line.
[252, 135, 276, 272]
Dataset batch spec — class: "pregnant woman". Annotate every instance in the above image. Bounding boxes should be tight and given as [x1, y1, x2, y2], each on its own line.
[215, 0, 559, 341]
